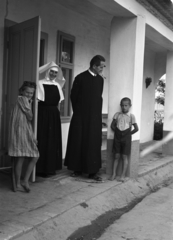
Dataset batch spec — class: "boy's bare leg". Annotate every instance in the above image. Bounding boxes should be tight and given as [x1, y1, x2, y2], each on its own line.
[119, 154, 128, 182]
[23, 157, 38, 189]
[15, 157, 24, 188]
[109, 154, 120, 180]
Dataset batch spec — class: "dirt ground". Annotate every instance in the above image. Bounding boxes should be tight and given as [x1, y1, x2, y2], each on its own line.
[66, 197, 144, 240]
[67, 178, 173, 240]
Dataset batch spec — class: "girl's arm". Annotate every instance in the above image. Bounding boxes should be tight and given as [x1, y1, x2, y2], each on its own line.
[131, 123, 139, 135]
[18, 96, 33, 121]
[25, 109, 33, 121]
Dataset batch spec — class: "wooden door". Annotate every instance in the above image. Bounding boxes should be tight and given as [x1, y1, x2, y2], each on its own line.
[2, 17, 41, 179]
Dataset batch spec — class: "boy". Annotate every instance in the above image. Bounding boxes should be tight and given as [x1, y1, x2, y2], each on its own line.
[110, 97, 138, 182]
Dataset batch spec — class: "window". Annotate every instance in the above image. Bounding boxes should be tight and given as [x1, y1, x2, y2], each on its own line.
[57, 31, 75, 119]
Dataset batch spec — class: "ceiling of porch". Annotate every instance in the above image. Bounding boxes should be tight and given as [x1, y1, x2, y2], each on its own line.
[145, 38, 167, 54]
[136, 0, 173, 31]
[146, 24, 173, 53]
[54, 0, 173, 54]
[53, 0, 135, 27]
[87, 0, 135, 17]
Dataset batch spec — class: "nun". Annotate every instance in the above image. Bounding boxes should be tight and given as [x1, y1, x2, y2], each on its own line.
[36, 61, 65, 177]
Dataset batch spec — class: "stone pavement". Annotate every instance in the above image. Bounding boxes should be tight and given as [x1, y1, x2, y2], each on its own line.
[1, 142, 173, 240]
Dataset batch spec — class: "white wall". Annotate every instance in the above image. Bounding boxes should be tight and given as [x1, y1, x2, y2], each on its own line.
[6, 0, 110, 112]
[0, 0, 111, 156]
[108, 17, 136, 140]
[164, 52, 173, 131]
[1, 0, 173, 154]
[115, 0, 173, 44]
[140, 49, 156, 143]
[140, 49, 167, 143]
[154, 53, 166, 83]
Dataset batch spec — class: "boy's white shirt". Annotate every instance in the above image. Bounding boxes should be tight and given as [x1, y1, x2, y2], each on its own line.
[113, 112, 136, 131]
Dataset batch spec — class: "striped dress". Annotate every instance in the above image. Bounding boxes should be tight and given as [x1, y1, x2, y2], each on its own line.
[8, 96, 39, 157]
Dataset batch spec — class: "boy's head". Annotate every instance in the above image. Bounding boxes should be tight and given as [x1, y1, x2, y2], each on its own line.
[120, 97, 131, 113]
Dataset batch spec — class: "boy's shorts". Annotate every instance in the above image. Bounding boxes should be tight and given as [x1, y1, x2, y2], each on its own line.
[113, 127, 131, 155]
[113, 138, 131, 155]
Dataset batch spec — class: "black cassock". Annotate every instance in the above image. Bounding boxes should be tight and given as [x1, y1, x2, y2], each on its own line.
[37, 85, 62, 175]
[64, 70, 103, 174]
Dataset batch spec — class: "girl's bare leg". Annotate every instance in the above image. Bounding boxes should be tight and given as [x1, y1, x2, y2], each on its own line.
[23, 157, 38, 189]
[110, 154, 120, 180]
[15, 157, 24, 188]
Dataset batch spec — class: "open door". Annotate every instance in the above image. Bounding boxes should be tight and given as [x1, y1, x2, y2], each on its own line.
[5, 16, 41, 181]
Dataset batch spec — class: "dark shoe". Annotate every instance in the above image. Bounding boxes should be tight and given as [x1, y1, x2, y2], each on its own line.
[48, 172, 56, 176]
[71, 171, 82, 177]
[36, 173, 48, 178]
[88, 174, 102, 182]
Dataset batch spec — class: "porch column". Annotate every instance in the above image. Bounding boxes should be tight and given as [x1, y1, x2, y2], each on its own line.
[107, 15, 146, 178]
[162, 51, 173, 155]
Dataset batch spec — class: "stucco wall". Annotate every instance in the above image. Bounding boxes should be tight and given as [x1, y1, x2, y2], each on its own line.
[140, 49, 167, 143]
[0, 0, 111, 156]
[116, 0, 173, 44]
[0, 0, 173, 157]
[6, 0, 110, 113]
[154, 53, 166, 82]
[108, 17, 136, 140]
[140, 49, 156, 143]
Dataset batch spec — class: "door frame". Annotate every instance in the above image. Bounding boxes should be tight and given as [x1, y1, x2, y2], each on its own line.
[1, 19, 17, 154]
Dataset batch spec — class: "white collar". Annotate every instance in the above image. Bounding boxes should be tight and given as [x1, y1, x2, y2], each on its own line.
[88, 69, 96, 77]
[40, 79, 56, 85]
[45, 78, 56, 82]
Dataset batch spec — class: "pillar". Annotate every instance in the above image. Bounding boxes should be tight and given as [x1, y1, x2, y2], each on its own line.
[107, 15, 146, 178]
[162, 51, 173, 155]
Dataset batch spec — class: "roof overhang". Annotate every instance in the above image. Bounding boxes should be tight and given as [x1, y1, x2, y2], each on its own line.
[136, 0, 173, 31]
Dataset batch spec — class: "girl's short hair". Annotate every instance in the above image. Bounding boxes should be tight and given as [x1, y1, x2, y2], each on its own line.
[19, 81, 36, 95]
[120, 97, 132, 106]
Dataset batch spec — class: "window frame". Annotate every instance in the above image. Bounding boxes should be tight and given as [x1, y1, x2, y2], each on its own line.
[56, 31, 75, 122]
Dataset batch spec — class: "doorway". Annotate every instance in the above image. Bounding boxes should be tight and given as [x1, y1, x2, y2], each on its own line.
[154, 75, 165, 140]
[1, 17, 41, 170]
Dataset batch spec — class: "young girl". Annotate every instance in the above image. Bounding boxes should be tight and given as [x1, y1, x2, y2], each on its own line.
[8, 81, 39, 192]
